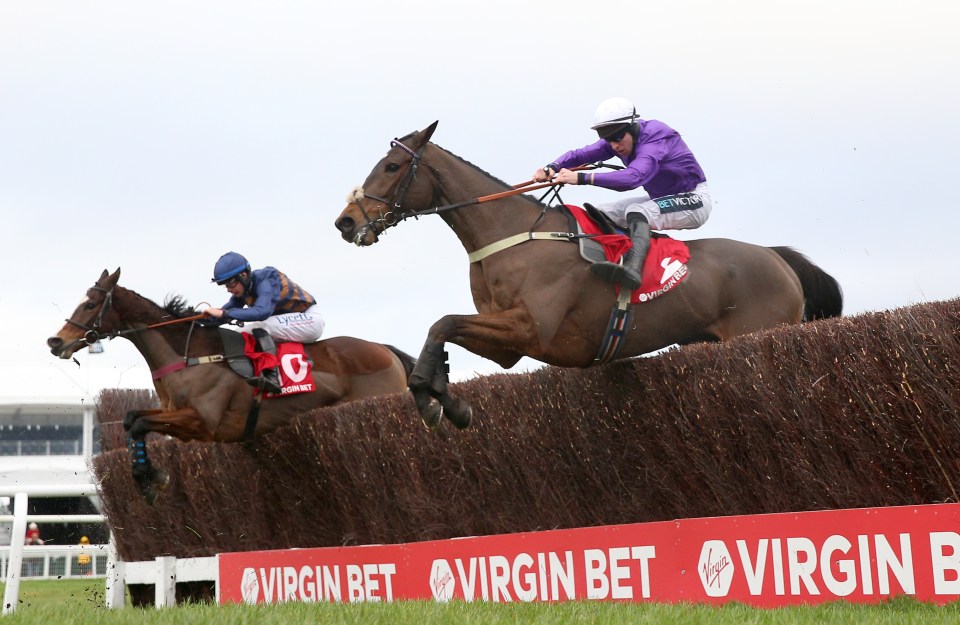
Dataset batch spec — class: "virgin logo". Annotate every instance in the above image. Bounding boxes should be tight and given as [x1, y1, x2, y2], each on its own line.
[429, 559, 455, 602]
[659, 257, 684, 284]
[281, 354, 310, 383]
[698, 540, 734, 597]
[240, 567, 260, 604]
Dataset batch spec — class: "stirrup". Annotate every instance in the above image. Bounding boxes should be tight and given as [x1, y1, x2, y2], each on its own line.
[262, 370, 282, 394]
[248, 373, 282, 395]
[590, 260, 625, 284]
[590, 260, 641, 290]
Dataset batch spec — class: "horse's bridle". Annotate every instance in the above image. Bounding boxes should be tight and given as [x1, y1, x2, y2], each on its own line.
[350, 138, 433, 245]
[62, 283, 206, 350]
[65, 284, 116, 347]
[347, 137, 612, 247]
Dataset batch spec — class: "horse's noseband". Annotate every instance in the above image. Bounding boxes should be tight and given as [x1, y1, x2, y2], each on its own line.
[65, 285, 115, 346]
[350, 137, 428, 243]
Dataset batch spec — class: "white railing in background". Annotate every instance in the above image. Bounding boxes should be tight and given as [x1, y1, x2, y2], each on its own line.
[0, 486, 106, 616]
[107, 555, 219, 609]
[0, 544, 108, 579]
[0, 485, 221, 611]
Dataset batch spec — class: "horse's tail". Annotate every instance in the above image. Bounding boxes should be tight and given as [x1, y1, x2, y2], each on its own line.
[770, 247, 843, 321]
[385, 345, 417, 380]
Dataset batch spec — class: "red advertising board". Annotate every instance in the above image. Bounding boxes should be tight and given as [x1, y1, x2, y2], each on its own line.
[218, 503, 960, 607]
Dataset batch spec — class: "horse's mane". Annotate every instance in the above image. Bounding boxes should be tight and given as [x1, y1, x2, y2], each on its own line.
[402, 130, 547, 211]
[163, 294, 200, 318]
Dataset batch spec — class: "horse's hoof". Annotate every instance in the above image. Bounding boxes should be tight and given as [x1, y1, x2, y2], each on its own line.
[155, 470, 170, 490]
[136, 478, 158, 505]
[134, 468, 168, 505]
[412, 390, 442, 429]
[421, 399, 443, 429]
[440, 395, 473, 430]
[123, 411, 139, 430]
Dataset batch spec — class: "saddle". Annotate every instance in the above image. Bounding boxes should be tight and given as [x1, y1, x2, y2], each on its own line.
[218, 328, 257, 379]
[563, 203, 667, 265]
[557, 204, 692, 365]
[217, 329, 315, 397]
[560, 204, 690, 301]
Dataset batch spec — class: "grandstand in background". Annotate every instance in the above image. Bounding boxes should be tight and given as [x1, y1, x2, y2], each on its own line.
[0, 398, 108, 546]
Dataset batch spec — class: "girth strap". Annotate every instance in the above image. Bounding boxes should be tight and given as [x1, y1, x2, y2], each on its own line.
[468, 231, 578, 263]
[243, 395, 262, 440]
[593, 290, 633, 365]
[151, 353, 262, 439]
[151, 355, 226, 380]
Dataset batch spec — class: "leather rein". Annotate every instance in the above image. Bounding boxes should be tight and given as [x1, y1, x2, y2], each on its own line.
[349, 136, 602, 247]
[63, 283, 207, 352]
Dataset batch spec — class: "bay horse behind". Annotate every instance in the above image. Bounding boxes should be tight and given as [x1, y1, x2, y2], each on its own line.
[47, 268, 414, 503]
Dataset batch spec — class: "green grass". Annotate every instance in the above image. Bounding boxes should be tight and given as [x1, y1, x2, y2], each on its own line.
[2, 579, 959, 624]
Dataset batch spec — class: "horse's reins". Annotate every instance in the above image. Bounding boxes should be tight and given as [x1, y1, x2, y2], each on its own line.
[351, 136, 615, 245]
[65, 287, 208, 347]
[351, 136, 634, 265]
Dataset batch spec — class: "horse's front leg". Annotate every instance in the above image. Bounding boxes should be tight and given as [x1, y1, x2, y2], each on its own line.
[123, 409, 169, 505]
[408, 340, 458, 429]
[408, 309, 536, 430]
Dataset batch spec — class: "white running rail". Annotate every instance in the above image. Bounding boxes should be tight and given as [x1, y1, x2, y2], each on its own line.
[0, 486, 105, 615]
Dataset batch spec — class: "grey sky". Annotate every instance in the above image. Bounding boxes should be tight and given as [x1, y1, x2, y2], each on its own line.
[3, 1, 957, 401]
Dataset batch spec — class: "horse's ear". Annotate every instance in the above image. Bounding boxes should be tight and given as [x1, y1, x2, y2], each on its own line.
[104, 268, 121, 287]
[418, 121, 439, 145]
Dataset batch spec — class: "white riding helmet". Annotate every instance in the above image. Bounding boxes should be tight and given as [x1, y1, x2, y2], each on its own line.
[590, 96, 637, 137]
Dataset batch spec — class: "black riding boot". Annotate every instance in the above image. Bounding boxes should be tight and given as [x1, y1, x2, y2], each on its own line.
[590, 213, 650, 291]
[252, 328, 283, 394]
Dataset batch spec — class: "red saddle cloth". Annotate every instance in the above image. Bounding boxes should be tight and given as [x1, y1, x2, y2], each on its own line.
[567, 205, 691, 303]
[241, 334, 315, 397]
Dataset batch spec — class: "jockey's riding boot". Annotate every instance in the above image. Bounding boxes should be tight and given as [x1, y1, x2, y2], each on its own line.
[590, 213, 650, 291]
[252, 328, 283, 394]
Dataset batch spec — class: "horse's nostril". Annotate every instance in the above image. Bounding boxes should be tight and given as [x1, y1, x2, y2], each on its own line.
[335, 217, 354, 234]
[46, 337, 62, 349]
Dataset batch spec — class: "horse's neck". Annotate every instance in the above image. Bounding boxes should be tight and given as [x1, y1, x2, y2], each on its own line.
[428, 145, 550, 253]
[112, 287, 188, 370]
[114, 286, 167, 327]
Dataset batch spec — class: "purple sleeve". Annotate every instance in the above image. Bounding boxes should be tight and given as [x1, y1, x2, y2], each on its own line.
[552, 140, 616, 170]
[590, 155, 657, 191]
[589, 136, 680, 192]
[553, 139, 654, 192]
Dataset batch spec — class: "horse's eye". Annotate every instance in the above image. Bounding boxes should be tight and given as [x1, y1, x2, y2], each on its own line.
[84, 301, 97, 310]
[386, 163, 400, 173]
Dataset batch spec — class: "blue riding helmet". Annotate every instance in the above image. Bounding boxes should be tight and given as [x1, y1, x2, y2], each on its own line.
[212, 252, 251, 284]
